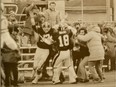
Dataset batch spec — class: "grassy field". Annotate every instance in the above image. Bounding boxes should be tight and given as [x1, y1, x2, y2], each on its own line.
[18, 71, 116, 87]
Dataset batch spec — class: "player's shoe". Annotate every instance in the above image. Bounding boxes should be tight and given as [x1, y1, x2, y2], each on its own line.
[99, 79, 104, 83]
[53, 81, 63, 85]
[79, 78, 89, 83]
[32, 73, 42, 84]
[93, 78, 100, 83]
[70, 81, 77, 84]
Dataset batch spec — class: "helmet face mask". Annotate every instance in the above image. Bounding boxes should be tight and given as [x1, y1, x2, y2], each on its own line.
[42, 22, 51, 33]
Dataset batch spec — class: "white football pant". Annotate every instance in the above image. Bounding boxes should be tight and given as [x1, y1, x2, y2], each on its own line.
[52, 50, 77, 83]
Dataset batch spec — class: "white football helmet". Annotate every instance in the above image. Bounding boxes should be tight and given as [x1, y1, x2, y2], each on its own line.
[42, 22, 51, 33]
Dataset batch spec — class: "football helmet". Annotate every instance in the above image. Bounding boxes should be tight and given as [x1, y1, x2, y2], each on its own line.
[42, 22, 52, 33]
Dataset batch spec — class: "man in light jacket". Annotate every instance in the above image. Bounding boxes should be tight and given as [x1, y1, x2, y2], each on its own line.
[77, 26, 105, 83]
[1, 3, 18, 50]
[44, 2, 61, 27]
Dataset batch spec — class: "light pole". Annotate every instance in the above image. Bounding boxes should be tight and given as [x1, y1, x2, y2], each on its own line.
[113, 0, 116, 21]
[106, 0, 111, 21]
[81, 0, 84, 25]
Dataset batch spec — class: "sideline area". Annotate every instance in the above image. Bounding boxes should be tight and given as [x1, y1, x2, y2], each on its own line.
[19, 71, 116, 87]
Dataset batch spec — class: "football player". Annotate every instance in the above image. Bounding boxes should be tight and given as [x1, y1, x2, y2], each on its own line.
[30, 12, 54, 84]
[52, 22, 77, 84]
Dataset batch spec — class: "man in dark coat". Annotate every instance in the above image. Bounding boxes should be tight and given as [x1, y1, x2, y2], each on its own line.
[1, 44, 21, 87]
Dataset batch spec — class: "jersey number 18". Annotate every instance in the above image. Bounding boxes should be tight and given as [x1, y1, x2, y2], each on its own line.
[58, 34, 69, 47]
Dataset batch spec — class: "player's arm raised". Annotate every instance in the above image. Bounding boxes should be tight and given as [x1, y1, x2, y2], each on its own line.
[25, 3, 34, 12]
[30, 11, 35, 25]
[30, 11, 39, 33]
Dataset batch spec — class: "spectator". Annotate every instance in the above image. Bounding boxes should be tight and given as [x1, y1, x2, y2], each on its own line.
[7, 11, 21, 46]
[8, 10, 17, 24]
[20, 32, 30, 47]
[1, 44, 21, 87]
[73, 22, 81, 32]
[10, 28, 19, 43]
[77, 28, 90, 83]
[44, 2, 61, 27]
[7, 11, 19, 37]
[103, 27, 116, 71]
[1, 3, 20, 87]
[77, 26, 105, 83]
[23, 3, 40, 46]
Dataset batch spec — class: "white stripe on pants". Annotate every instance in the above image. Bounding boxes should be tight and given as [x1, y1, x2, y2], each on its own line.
[53, 50, 77, 83]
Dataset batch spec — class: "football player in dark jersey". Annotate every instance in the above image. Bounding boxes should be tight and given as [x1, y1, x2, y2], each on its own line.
[30, 12, 54, 84]
[52, 23, 77, 84]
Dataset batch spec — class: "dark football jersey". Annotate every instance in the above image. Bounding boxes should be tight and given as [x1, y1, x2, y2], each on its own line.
[53, 29, 73, 51]
[32, 25, 54, 49]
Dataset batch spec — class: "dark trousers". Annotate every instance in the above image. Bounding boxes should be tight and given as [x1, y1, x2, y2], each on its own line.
[72, 51, 82, 73]
[110, 57, 116, 71]
[104, 55, 116, 71]
[104, 55, 110, 71]
[3, 62, 18, 86]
